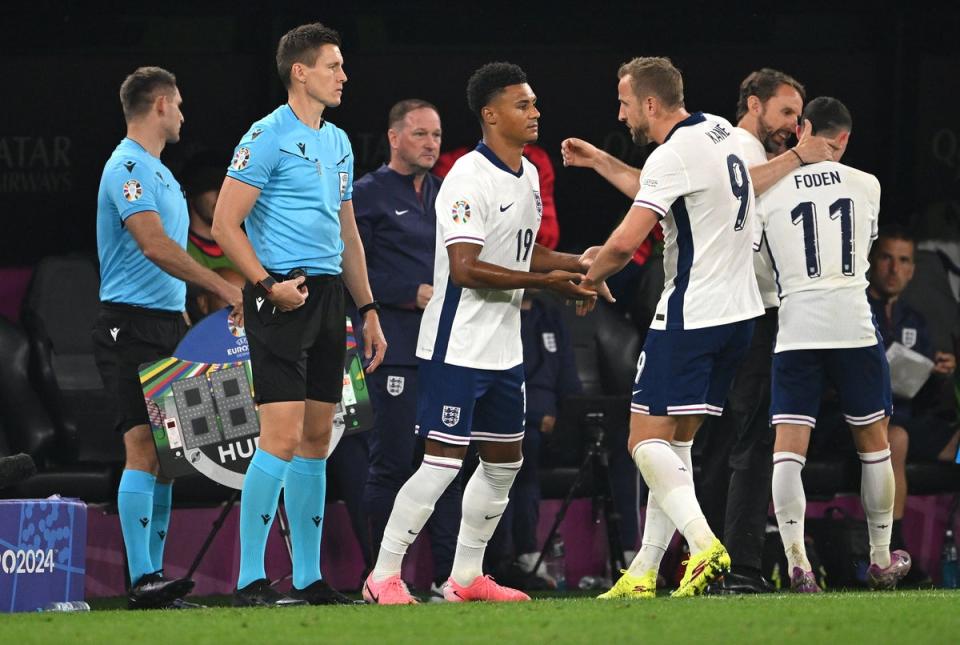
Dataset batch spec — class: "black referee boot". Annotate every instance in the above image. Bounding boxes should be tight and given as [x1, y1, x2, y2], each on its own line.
[127, 573, 195, 609]
[233, 578, 307, 607]
[288, 579, 356, 605]
[705, 568, 774, 595]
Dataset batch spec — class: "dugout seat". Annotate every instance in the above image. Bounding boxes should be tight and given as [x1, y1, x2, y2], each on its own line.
[21, 254, 123, 466]
[0, 315, 113, 502]
[541, 297, 641, 499]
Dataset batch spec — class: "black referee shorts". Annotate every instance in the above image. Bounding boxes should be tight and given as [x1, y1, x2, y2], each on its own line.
[91, 302, 187, 433]
[242, 272, 345, 404]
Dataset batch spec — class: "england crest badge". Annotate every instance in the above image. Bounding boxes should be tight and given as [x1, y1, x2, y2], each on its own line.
[542, 332, 557, 353]
[387, 375, 405, 397]
[902, 328, 917, 348]
[442, 405, 461, 428]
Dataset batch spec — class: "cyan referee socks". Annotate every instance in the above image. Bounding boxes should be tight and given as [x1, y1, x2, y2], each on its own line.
[118, 469, 157, 585]
[284, 456, 327, 589]
[150, 480, 173, 574]
[237, 449, 290, 589]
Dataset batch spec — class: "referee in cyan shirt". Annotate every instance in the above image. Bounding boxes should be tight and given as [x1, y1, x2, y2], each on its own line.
[94, 66, 242, 609]
[212, 23, 387, 607]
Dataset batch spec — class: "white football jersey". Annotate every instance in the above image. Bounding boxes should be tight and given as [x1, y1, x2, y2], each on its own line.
[755, 160, 881, 351]
[735, 127, 779, 309]
[635, 113, 764, 330]
[417, 144, 542, 370]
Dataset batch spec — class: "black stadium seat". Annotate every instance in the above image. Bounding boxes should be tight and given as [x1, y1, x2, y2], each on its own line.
[0, 315, 113, 502]
[21, 254, 123, 465]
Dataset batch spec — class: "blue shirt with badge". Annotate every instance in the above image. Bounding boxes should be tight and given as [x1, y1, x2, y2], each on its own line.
[353, 165, 440, 366]
[96, 138, 188, 311]
[226, 104, 353, 275]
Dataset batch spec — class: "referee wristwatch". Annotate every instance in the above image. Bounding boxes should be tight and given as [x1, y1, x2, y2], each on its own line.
[358, 301, 381, 316]
[254, 275, 277, 298]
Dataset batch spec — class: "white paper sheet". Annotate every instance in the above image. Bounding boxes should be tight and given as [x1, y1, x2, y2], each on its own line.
[885, 341, 934, 399]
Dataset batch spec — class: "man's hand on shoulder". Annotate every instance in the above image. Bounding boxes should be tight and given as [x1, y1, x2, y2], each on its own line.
[792, 119, 839, 166]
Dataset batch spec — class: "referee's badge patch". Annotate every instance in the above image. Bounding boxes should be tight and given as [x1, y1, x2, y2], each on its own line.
[231, 147, 251, 171]
[386, 375, 405, 396]
[451, 200, 471, 223]
[902, 328, 917, 348]
[339, 172, 349, 199]
[442, 405, 461, 428]
[122, 179, 142, 202]
[542, 332, 557, 353]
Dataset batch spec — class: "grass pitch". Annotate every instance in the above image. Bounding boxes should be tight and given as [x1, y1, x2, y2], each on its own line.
[3, 590, 957, 644]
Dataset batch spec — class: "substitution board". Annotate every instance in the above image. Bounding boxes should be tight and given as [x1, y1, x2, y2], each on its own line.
[139, 308, 371, 488]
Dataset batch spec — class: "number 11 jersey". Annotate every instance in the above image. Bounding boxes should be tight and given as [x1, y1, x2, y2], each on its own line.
[755, 160, 881, 351]
[417, 143, 542, 370]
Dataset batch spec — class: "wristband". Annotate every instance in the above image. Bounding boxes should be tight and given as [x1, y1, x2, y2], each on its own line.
[789, 148, 807, 166]
[255, 275, 277, 298]
[358, 301, 381, 316]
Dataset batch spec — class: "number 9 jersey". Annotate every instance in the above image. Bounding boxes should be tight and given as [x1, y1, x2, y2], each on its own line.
[417, 143, 542, 370]
[634, 112, 764, 331]
[755, 160, 882, 351]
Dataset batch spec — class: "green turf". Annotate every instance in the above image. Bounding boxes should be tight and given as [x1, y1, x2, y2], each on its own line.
[3, 591, 958, 644]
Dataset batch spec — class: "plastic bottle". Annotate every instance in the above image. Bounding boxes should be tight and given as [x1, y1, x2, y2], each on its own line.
[941, 528, 959, 589]
[544, 536, 567, 591]
[38, 601, 91, 612]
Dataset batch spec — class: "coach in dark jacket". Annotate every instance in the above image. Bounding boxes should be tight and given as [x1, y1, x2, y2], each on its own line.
[353, 99, 461, 592]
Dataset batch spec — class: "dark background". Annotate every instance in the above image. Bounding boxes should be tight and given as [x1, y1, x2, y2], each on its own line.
[1, 1, 958, 265]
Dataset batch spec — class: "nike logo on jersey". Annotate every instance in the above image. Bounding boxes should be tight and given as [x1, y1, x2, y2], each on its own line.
[407, 529, 419, 536]
[123, 161, 136, 173]
[395, 209, 409, 216]
[256, 297, 265, 311]
[484, 512, 503, 520]
[632, 388, 642, 396]
[297, 142, 306, 156]
[110, 327, 120, 341]
[499, 202, 514, 212]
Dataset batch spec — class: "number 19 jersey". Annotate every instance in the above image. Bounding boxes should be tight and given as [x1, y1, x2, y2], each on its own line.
[417, 143, 542, 370]
[755, 160, 881, 351]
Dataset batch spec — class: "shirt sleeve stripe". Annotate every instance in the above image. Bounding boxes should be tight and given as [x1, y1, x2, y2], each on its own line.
[444, 235, 485, 246]
[633, 199, 667, 216]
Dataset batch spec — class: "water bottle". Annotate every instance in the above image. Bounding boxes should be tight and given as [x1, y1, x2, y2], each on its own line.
[544, 536, 567, 591]
[38, 601, 91, 612]
[941, 528, 959, 589]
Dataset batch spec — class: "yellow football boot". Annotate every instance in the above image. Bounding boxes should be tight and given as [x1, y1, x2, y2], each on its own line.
[671, 538, 731, 598]
[597, 569, 657, 600]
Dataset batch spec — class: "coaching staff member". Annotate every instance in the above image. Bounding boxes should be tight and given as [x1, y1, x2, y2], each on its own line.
[353, 99, 461, 594]
[213, 23, 387, 607]
[94, 66, 242, 609]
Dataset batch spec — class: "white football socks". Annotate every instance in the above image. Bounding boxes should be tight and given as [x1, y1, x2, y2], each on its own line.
[373, 455, 462, 581]
[772, 451, 811, 572]
[859, 448, 894, 568]
[451, 459, 522, 586]
[631, 439, 714, 554]
[629, 440, 693, 576]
